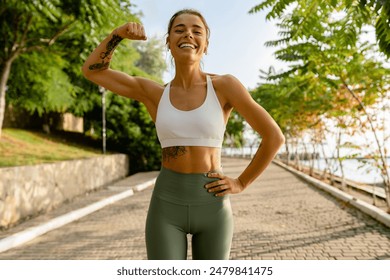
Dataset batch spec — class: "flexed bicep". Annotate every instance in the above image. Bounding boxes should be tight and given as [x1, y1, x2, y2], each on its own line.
[82, 23, 161, 102]
[83, 22, 146, 73]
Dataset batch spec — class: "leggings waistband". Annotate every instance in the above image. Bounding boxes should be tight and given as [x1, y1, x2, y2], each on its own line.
[152, 167, 227, 205]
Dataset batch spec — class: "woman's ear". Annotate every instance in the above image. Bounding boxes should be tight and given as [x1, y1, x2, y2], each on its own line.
[166, 37, 170, 50]
[204, 41, 209, 54]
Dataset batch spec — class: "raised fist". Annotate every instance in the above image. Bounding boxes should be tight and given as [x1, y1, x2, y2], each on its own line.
[116, 22, 147, 40]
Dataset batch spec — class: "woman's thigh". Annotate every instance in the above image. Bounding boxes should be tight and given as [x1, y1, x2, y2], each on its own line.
[190, 198, 234, 260]
[145, 196, 188, 260]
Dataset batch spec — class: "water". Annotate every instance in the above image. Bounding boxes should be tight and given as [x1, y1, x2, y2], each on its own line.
[222, 147, 388, 185]
[299, 158, 388, 185]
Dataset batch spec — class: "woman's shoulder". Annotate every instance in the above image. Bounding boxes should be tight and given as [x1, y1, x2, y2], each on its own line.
[207, 73, 246, 94]
[208, 73, 237, 81]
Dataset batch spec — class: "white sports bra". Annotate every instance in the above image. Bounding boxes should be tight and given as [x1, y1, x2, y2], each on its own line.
[155, 75, 226, 148]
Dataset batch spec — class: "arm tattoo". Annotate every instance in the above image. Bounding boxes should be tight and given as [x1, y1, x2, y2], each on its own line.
[101, 34, 123, 59]
[88, 34, 123, 71]
[88, 61, 109, 70]
[162, 146, 187, 162]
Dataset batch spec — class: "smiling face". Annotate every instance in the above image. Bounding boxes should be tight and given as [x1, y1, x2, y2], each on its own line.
[167, 13, 209, 64]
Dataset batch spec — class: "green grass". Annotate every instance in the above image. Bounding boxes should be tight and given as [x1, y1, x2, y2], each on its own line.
[0, 128, 103, 167]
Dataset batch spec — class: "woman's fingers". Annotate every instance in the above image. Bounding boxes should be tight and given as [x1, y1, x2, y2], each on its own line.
[126, 22, 147, 40]
[117, 22, 147, 40]
[205, 174, 244, 196]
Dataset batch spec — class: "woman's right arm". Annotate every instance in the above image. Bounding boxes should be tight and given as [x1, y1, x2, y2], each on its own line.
[81, 22, 161, 103]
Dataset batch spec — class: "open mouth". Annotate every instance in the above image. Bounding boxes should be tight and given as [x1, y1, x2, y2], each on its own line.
[179, 43, 197, 49]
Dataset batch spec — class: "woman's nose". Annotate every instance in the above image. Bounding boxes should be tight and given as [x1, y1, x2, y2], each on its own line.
[184, 31, 193, 38]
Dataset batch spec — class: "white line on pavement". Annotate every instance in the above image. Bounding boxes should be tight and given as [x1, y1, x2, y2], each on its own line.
[0, 178, 156, 254]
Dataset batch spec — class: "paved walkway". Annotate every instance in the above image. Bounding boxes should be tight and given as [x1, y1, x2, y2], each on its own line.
[0, 157, 389, 260]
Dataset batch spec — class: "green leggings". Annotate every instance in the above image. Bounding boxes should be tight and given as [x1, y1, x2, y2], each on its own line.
[145, 167, 234, 260]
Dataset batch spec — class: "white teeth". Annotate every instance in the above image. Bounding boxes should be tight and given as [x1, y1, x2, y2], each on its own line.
[179, 43, 196, 49]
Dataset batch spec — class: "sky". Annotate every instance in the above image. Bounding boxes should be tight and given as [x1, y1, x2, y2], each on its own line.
[131, 0, 287, 89]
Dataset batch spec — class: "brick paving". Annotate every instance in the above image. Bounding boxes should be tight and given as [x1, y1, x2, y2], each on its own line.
[0, 157, 389, 260]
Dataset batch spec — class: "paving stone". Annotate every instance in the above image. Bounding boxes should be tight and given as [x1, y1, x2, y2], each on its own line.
[0, 157, 389, 260]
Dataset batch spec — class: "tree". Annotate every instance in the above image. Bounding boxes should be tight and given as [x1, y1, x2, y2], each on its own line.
[224, 110, 245, 149]
[6, 50, 74, 121]
[133, 37, 167, 79]
[249, 0, 390, 57]
[2, 1, 169, 172]
[360, 0, 390, 57]
[0, 0, 134, 137]
[250, 0, 390, 209]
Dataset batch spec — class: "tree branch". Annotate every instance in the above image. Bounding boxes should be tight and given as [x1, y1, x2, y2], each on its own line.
[10, 14, 32, 56]
[341, 77, 390, 205]
[47, 21, 74, 46]
[20, 15, 33, 48]
[11, 13, 22, 50]
[22, 45, 45, 53]
[23, 21, 74, 53]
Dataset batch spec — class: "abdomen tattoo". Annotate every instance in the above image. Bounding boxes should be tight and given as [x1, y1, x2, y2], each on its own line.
[162, 146, 187, 162]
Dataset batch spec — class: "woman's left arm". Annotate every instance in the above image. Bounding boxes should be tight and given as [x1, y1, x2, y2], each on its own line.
[205, 75, 285, 196]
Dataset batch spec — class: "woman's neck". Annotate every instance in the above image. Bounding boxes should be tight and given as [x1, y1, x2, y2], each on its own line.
[172, 64, 205, 90]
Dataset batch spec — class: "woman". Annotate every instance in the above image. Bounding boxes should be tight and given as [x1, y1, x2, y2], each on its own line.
[82, 9, 285, 260]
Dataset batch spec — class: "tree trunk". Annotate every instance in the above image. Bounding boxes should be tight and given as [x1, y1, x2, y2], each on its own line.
[0, 15, 71, 139]
[336, 128, 347, 191]
[302, 140, 310, 174]
[294, 138, 302, 171]
[320, 140, 331, 181]
[310, 138, 316, 177]
[284, 136, 290, 165]
[342, 81, 390, 211]
[0, 57, 16, 138]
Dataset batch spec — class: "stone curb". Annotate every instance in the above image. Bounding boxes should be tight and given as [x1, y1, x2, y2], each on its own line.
[273, 160, 390, 228]
[0, 178, 156, 254]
